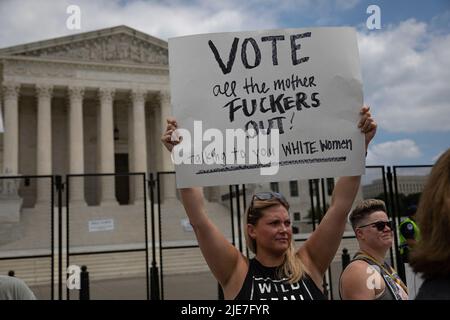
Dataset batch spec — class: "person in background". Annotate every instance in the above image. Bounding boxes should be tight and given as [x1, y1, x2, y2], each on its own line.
[0, 275, 36, 300]
[340, 199, 408, 300]
[399, 204, 423, 299]
[410, 148, 450, 300]
[399, 204, 420, 264]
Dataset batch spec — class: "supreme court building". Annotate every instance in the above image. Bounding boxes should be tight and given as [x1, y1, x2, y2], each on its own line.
[0, 25, 175, 207]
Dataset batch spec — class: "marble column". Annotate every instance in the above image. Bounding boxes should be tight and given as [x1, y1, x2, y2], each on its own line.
[98, 88, 117, 205]
[127, 99, 135, 202]
[131, 89, 148, 203]
[68, 86, 86, 206]
[36, 84, 53, 206]
[159, 91, 176, 200]
[1, 83, 20, 175]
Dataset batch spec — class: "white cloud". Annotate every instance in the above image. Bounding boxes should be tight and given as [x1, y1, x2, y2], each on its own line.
[1, 1, 448, 137]
[0, 0, 365, 48]
[358, 19, 450, 133]
[0, 0, 279, 47]
[366, 139, 422, 165]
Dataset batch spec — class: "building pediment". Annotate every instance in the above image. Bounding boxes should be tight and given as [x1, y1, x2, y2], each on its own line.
[0, 25, 168, 66]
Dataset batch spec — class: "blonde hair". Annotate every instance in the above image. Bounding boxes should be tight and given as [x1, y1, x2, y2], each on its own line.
[410, 149, 450, 279]
[244, 197, 307, 283]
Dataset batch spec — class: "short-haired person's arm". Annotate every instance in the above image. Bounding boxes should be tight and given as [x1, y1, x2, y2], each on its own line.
[298, 106, 377, 287]
[340, 261, 378, 300]
[161, 119, 247, 297]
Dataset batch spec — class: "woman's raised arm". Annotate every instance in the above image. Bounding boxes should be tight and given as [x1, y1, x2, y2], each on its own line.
[161, 118, 247, 289]
[298, 106, 377, 286]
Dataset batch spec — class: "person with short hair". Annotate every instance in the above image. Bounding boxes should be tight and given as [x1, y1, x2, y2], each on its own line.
[339, 199, 408, 300]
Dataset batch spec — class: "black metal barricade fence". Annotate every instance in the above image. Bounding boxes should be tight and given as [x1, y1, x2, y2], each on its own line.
[0, 175, 55, 300]
[0, 165, 431, 299]
[155, 171, 240, 300]
[65, 172, 150, 300]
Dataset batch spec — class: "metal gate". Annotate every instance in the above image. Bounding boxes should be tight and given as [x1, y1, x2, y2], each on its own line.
[0, 164, 432, 299]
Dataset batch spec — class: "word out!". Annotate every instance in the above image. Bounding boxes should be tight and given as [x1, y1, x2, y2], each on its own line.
[208, 33, 312, 74]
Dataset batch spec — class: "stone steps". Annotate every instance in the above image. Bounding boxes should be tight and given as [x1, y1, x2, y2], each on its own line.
[0, 236, 362, 286]
[0, 246, 209, 285]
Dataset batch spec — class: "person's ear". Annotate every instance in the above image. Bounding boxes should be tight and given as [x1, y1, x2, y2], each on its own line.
[355, 228, 364, 240]
[248, 224, 257, 239]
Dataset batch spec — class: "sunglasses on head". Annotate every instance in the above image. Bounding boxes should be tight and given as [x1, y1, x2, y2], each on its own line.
[357, 220, 393, 231]
[250, 192, 290, 210]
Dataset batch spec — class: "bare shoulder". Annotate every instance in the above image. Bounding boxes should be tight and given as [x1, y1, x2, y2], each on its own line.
[340, 260, 378, 300]
[341, 260, 380, 283]
[342, 260, 370, 275]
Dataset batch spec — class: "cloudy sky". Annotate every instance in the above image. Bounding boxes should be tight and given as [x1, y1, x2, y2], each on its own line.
[0, 0, 448, 166]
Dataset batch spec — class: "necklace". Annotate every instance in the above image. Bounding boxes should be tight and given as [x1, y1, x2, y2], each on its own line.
[356, 250, 409, 295]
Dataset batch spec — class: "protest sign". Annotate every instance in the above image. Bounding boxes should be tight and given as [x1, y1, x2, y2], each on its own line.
[168, 27, 365, 187]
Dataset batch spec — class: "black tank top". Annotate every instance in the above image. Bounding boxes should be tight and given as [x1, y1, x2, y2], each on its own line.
[234, 258, 326, 300]
[339, 259, 396, 300]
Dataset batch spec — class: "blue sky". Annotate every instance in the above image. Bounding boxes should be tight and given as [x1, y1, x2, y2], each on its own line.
[0, 0, 449, 165]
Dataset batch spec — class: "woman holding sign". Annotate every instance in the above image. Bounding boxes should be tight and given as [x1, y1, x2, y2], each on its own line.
[161, 106, 376, 300]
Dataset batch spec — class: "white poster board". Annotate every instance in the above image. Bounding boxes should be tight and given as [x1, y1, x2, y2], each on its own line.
[169, 27, 365, 188]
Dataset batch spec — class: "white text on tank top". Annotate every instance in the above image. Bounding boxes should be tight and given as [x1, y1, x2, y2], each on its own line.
[250, 276, 314, 300]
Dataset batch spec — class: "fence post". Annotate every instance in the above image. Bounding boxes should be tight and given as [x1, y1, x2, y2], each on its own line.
[342, 248, 350, 270]
[149, 173, 160, 300]
[55, 175, 64, 300]
[387, 167, 406, 283]
[79, 265, 90, 300]
[150, 261, 160, 300]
